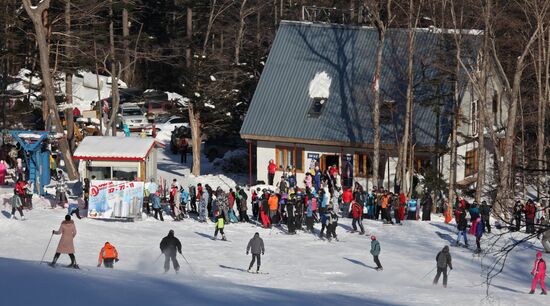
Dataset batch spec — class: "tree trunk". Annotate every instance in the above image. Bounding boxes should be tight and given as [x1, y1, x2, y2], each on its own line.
[372, 30, 385, 190]
[122, 0, 131, 84]
[188, 103, 201, 176]
[22, 0, 78, 180]
[235, 0, 247, 64]
[108, 0, 119, 136]
[65, 0, 72, 104]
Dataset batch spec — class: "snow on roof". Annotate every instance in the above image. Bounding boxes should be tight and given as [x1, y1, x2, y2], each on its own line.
[73, 136, 155, 161]
[309, 71, 332, 98]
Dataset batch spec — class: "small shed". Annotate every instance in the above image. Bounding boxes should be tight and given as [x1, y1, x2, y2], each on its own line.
[73, 136, 157, 181]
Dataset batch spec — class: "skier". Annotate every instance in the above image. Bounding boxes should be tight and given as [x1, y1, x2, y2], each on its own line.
[10, 189, 25, 220]
[525, 199, 536, 234]
[407, 196, 418, 220]
[469, 216, 484, 253]
[246, 232, 265, 273]
[433, 246, 453, 288]
[152, 192, 164, 221]
[529, 251, 547, 294]
[267, 159, 276, 185]
[513, 200, 524, 231]
[189, 185, 197, 213]
[160, 230, 182, 273]
[199, 185, 209, 222]
[0, 160, 7, 185]
[455, 203, 469, 247]
[97, 242, 119, 268]
[480, 200, 492, 233]
[326, 208, 339, 241]
[213, 213, 226, 241]
[49, 215, 78, 268]
[350, 200, 365, 234]
[370, 236, 383, 271]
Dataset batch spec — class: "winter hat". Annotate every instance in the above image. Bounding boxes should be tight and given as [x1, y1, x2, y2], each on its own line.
[537, 251, 543, 259]
[65, 215, 71, 221]
[168, 229, 175, 236]
[371, 235, 376, 241]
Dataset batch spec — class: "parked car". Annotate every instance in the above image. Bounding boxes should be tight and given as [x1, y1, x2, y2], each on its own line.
[204, 133, 246, 162]
[143, 100, 176, 119]
[119, 103, 150, 131]
[145, 115, 188, 136]
[170, 125, 192, 154]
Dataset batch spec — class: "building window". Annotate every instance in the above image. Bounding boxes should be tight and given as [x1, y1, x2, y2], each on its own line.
[89, 166, 111, 180]
[112, 167, 138, 181]
[354, 153, 372, 177]
[471, 99, 478, 135]
[464, 149, 478, 177]
[275, 146, 304, 171]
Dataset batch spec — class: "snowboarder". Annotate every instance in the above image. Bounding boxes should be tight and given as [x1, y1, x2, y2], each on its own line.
[529, 251, 547, 294]
[433, 246, 453, 288]
[246, 232, 265, 273]
[213, 213, 226, 241]
[455, 204, 469, 247]
[97, 242, 119, 268]
[49, 215, 78, 268]
[10, 189, 25, 220]
[370, 236, 383, 271]
[160, 230, 182, 273]
[350, 200, 365, 234]
[480, 200, 492, 233]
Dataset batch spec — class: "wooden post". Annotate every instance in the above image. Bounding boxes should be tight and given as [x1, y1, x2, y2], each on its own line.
[249, 141, 253, 187]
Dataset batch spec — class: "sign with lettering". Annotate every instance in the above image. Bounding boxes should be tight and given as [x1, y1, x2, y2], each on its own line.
[88, 180, 144, 219]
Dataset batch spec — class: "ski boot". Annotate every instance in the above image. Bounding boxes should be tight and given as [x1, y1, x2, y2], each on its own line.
[542, 291, 547, 295]
[222, 235, 227, 241]
[529, 290, 535, 294]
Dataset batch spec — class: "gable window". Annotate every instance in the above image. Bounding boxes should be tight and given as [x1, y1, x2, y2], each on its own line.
[354, 153, 373, 177]
[464, 149, 478, 177]
[275, 146, 304, 172]
[308, 97, 327, 118]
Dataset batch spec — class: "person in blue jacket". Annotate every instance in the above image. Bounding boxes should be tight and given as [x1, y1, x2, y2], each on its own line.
[152, 192, 163, 221]
[407, 196, 418, 220]
[314, 166, 321, 191]
[180, 187, 190, 216]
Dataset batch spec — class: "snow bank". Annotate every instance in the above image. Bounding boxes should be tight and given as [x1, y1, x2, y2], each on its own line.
[309, 71, 332, 99]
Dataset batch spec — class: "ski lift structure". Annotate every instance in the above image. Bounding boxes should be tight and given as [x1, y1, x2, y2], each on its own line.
[2, 130, 62, 195]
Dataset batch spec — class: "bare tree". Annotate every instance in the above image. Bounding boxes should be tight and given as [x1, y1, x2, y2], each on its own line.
[363, 0, 393, 189]
[22, 0, 78, 179]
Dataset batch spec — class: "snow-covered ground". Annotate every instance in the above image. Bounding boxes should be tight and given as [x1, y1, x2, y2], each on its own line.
[0, 147, 547, 306]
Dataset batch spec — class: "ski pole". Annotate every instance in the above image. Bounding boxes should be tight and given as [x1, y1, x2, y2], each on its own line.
[420, 267, 437, 280]
[40, 233, 54, 264]
[154, 253, 162, 264]
[180, 252, 195, 275]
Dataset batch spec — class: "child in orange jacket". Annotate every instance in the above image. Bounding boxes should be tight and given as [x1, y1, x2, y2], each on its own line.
[98, 242, 119, 268]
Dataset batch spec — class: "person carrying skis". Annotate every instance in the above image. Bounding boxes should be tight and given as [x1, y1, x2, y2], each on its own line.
[160, 230, 182, 273]
[49, 215, 78, 268]
[213, 213, 226, 241]
[246, 232, 265, 273]
[10, 189, 25, 220]
[433, 246, 453, 288]
[97, 242, 119, 268]
[351, 200, 365, 234]
[370, 235, 383, 271]
[529, 251, 547, 294]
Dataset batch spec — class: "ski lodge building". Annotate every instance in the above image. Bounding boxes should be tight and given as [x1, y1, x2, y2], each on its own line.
[240, 21, 507, 192]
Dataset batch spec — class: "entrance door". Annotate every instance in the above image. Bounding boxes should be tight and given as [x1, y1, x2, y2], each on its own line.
[321, 154, 340, 173]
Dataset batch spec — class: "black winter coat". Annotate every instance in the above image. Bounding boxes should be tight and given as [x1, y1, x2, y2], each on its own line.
[160, 233, 182, 254]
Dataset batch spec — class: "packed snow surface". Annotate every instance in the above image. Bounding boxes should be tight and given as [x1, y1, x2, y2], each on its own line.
[309, 71, 332, 98]
[0, 147, 547, 306]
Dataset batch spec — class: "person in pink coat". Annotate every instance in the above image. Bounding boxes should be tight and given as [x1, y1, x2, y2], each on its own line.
[49, 215, 79, 269]
[0, 160, 7, 185]
[530, 251, 547, 295]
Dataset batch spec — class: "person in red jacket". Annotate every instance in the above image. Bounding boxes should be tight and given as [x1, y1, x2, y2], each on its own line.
[350, 201, 365, 234]
[267, 159, 276, 185]
[341, 188, 353, 218]
[524, 199, 537, 234]
[97, 242, 119, 268]
[530, 251, 547, 294]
